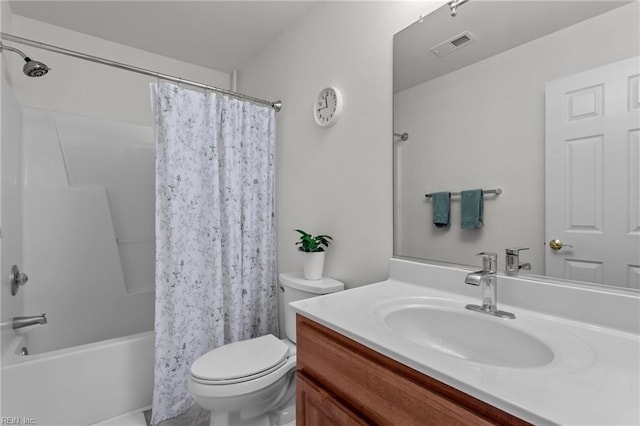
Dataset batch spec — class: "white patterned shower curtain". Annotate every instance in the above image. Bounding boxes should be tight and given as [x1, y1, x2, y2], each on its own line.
[150, 83, 278, 425]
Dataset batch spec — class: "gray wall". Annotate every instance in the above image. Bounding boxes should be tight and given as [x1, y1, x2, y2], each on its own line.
[239, 1, 439, 287]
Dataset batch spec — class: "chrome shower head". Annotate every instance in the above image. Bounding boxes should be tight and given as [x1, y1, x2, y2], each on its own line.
[22, 58, 50, 77]
[0, 41, 50, 77]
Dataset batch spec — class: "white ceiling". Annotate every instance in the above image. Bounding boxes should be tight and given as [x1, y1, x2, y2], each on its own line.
[8, 0, 318, 73]
[394, 1, 632, 92]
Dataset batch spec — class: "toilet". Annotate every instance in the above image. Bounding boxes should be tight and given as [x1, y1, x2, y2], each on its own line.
[188, 272, 345, 426]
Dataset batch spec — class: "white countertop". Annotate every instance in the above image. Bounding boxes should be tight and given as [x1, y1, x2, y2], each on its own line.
[291, 273, 640, 425]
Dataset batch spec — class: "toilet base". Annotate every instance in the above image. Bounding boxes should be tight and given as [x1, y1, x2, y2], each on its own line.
[207, 400, 295, 426]
[195, 369, 296, 426]
[209, 411, 269, 426]
[273, 402, 295, 426]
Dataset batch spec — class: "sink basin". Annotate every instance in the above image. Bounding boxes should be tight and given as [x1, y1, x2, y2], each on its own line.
[379, 302, 555, 368]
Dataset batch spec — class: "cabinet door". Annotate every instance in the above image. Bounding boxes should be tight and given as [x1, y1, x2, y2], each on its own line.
[297, 373, 368, 426]
[297, 315, 528, 426]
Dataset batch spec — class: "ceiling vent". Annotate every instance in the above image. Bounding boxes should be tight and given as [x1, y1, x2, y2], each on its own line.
[430, 31, 476, 57]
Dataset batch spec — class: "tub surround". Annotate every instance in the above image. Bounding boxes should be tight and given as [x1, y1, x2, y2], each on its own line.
[291, 258, 640, 425]
[1, 331, 154, 425]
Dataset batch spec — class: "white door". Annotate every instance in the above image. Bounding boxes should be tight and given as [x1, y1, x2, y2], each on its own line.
[545, 56, 640, 289]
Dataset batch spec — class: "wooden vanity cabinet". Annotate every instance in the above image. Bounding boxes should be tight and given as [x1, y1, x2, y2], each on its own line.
[295, 315, 530, 426]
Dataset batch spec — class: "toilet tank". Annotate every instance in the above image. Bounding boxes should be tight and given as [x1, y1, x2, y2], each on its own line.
[279, 272, 344, 343]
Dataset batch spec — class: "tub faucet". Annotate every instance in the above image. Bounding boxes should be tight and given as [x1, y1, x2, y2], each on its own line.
[12, 314, 47, 330]
[465, 253, 515, 319]
[505, 247, 531, 277]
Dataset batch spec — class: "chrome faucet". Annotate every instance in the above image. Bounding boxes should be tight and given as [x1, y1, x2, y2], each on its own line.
[12, 314, 47, 330]
[505, 247, 531, 277]
[465, 253, 515, 319]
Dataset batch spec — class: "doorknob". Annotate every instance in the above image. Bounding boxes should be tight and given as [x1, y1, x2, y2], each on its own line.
[549, 239, 573, 251]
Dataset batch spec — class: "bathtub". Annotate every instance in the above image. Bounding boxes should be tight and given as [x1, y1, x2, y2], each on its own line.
[1, 330, 154, 425]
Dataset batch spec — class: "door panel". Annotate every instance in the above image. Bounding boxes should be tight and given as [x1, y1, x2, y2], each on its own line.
[546, 56, 640, 288]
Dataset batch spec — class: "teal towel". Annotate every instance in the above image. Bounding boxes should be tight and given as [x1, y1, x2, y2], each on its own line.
[432, 192, 451, 228]
[461, 189, 484, 229]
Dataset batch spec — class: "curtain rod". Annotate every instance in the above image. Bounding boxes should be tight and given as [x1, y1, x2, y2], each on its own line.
[0, 32, 282, 112]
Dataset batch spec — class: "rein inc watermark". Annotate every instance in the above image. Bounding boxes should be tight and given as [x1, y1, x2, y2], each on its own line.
[1, 418, 36, 425]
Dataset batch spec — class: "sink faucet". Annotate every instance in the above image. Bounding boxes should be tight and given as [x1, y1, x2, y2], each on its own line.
[465, 253, 515, 319]
[505, 247, 531, 277]
[12, 314, 47, 330]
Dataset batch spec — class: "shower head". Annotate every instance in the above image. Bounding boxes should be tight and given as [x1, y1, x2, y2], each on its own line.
[23, 59, 50, 77]
[0, 41, 51, 77]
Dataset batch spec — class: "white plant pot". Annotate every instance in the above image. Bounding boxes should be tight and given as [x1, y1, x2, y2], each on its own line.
[302, 252, 325, 280]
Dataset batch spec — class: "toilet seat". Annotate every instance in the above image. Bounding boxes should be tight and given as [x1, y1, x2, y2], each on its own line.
[190, 334, 292, 385]
[188, 335, 296, 400]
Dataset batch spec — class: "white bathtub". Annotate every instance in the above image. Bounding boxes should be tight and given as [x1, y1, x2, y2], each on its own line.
[1, 331, 154, 425]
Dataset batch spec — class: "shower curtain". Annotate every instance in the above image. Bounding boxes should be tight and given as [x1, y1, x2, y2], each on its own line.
[150, 82, 278, 425]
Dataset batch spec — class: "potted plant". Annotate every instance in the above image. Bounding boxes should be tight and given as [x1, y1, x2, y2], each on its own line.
[295, 229, 333, 280]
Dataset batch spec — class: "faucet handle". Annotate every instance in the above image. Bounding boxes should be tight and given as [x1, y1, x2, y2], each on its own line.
[476, 252, 497, 273]
[506, 247, 529, 255]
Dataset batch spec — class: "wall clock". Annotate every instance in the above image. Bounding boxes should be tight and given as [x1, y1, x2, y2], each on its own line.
[314, 87, 343, 127]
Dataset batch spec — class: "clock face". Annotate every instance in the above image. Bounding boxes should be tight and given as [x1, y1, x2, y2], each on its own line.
[314, 87, 343, 127]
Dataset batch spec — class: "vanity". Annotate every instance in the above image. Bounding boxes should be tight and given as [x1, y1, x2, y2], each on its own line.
[291, 259, 640, 425]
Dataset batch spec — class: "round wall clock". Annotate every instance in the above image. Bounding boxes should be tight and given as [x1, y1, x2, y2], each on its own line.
[314, 87, 343, 127]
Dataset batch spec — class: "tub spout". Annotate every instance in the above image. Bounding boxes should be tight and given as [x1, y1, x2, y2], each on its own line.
[12, 314, 47, 329]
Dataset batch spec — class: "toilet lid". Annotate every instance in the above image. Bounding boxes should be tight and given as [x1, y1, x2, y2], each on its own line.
[190, 335, 290, 383]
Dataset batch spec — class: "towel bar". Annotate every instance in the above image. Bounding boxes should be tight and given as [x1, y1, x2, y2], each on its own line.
[425, 188, 502, 198]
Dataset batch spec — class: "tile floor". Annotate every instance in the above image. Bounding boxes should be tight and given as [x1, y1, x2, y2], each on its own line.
[152, 406, 210, 426]
[90, 405, 208, 426]
[92, 405, 295, 426]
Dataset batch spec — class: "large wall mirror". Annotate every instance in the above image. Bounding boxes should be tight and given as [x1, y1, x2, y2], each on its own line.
[393, 0, 640, 290]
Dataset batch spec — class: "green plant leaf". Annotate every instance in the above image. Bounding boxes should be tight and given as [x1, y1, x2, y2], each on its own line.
[294, 229, 333, 253]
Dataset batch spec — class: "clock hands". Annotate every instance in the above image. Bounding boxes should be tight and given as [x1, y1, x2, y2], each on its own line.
[317, 93, 329, 112]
